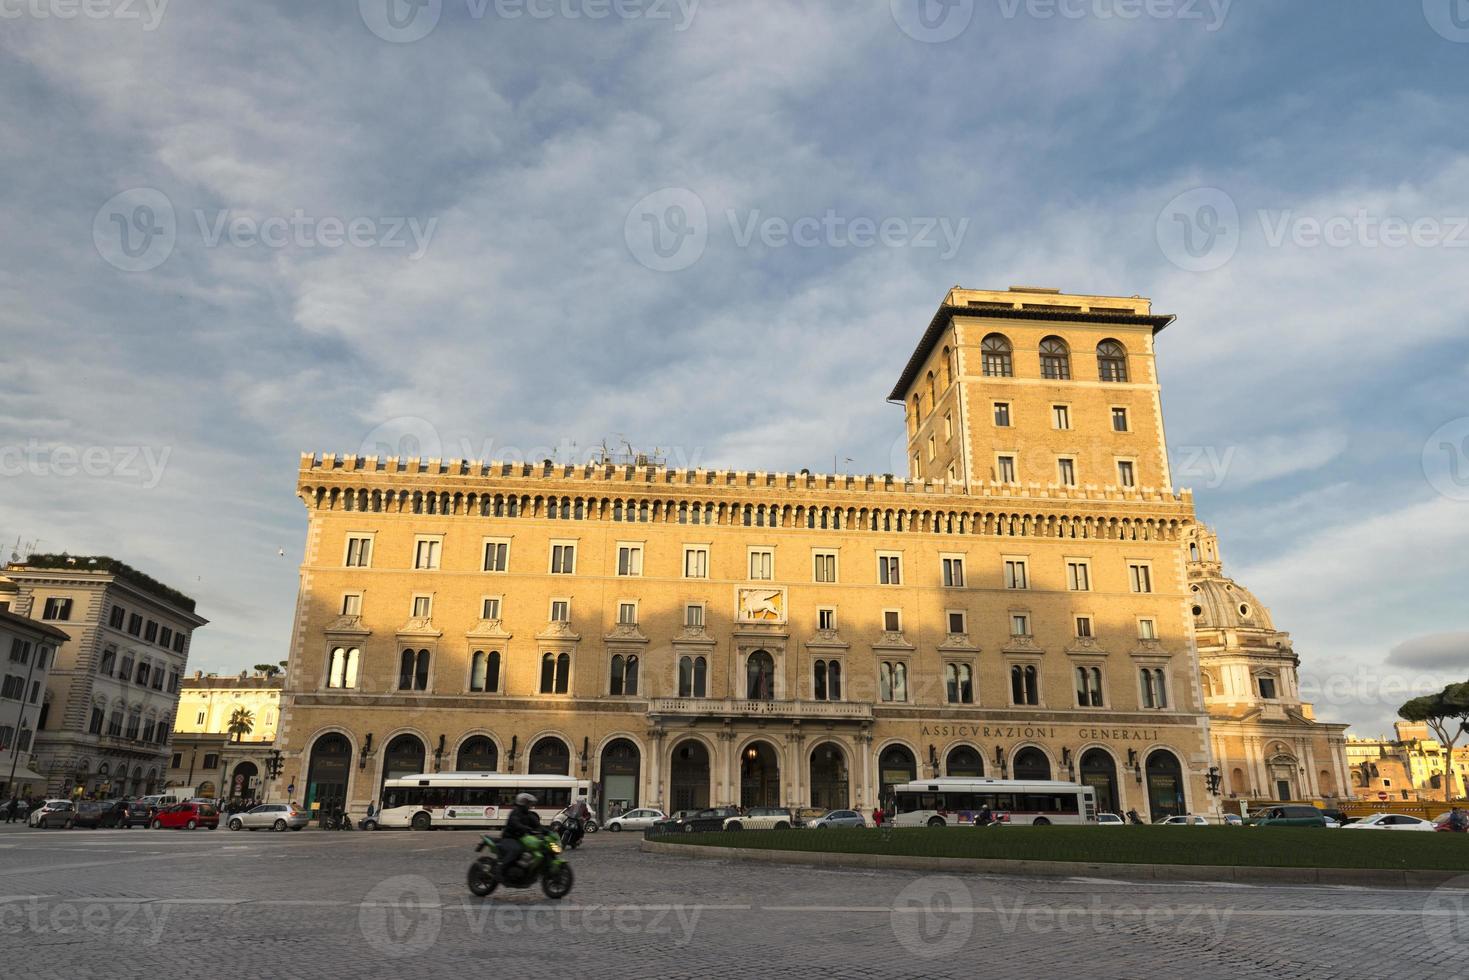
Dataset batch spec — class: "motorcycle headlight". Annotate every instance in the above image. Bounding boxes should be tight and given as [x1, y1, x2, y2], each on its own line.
[548, 840, 563, 854]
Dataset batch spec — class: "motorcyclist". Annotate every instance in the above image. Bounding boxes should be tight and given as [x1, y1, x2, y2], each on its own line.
[498, 793, 543, 874]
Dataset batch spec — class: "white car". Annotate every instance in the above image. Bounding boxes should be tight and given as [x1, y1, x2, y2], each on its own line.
[1095, 812, 1125, 826]
[1156, 814, 1210, 826]
[603, 808, 666, 832]
[1342, 813, 1436, 831]
[27, 799, 70, 828]
[723, 807, 796, 831]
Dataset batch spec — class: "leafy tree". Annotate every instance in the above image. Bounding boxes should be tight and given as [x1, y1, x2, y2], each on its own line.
[253, 663, 281, 678]
[227, 707, 256, 743]
[1399, 681, 1469, 803]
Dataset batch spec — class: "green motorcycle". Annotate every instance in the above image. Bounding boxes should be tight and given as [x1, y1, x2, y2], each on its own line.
[467, 830, 574, 899]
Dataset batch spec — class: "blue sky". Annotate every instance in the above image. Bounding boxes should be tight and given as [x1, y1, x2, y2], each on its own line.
[1, 0, 1466, 736]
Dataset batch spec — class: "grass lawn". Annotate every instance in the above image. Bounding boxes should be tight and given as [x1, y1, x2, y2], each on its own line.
[651, 826, 1469, 871]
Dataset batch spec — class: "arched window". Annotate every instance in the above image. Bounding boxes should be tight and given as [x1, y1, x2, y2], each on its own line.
[946, 663, 973, 704]
[981, 333, 1012, 377]
[828, 661, 842, 700]
[910, 394, 920, 432]
[610, 654, 639, 696]
[941, 345, 953, 388]
[457, 735, 498, 772]
[328, 647, 359, 689]
[814, 660, 827, 701]
[1013, 746, 1051, 781]
[679, 655, 707, 698]
[1039, 336, 1071, 380]
[1141, 668, 1168, 708]
[470, 650, 501, 693]
[746, 651, 775, 700]
[882, 662, 907, 703]
[1075, 666, 1103, 707]
[528, 736, 570, 775]
[926, 371, 936, 411]
[1010, 664, 1038, 705]
[1097, 339, 1128, 382]
[540, 652, 570, 694]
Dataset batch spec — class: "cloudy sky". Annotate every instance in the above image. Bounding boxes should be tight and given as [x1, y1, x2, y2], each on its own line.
[1, 0, 1465, 736]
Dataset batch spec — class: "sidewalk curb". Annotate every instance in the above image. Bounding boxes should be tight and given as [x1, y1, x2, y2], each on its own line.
[639, 840, 1465, 889]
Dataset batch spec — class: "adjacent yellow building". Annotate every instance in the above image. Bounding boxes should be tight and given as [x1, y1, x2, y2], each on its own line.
[275, 286, 1232, 823]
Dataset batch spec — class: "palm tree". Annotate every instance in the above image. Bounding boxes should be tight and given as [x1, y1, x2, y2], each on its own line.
[228, 707, 255, 743]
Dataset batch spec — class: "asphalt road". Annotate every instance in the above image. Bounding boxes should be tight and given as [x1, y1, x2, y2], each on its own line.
[1, 822, 1465, 979]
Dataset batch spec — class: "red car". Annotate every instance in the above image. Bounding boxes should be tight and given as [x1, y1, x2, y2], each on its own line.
[151, 802, 219, 830]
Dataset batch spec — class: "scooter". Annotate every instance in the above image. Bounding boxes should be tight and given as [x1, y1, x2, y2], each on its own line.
[556, 815, 586, 850]
[467, 831, 574, 899]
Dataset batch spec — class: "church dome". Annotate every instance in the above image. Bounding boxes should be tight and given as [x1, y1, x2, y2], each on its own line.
[1184, 524, 1276, 632]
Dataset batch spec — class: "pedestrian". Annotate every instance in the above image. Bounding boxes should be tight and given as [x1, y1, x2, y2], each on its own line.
[1450, 807, 1468, 833]
[3, 798, 16, 823]
[872, 806, 883, 828]
[1126, 808, 1143, 825]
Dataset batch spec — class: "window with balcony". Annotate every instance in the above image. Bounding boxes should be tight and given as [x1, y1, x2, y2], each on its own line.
[610, 654, 639, 696]
[813, 659, 842, 701]
[678, 656, 707, 698]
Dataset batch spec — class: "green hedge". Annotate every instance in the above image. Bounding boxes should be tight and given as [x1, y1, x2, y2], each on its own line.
[651, 826, 1469, 871]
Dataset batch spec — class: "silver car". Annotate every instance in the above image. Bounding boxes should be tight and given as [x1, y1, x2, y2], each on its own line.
[604, 807, 666, 832]
[806, 809, 867, 829]
[226, 802, 310, 832]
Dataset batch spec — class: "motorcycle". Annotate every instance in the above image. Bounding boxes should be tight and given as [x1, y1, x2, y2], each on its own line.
[556, 815, 585, 850]
[467, 831, 574, 899]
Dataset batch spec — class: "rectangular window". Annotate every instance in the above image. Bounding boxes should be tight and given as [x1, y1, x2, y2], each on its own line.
[158, 626, 173, 649]
[108, 605, 125, 629]
[683, 547, 709, 579]
[947, 610, 966, 634]
[1004, 559, 1029, 590]
[685, 604, 705, 628]
[169, 752, 182, 769]
[8, 639, 28, 664]
[1117, 460, 1136, 488]
[813, 551, 838, 583]
[1052, 404, 1071, 429]
[550, 599, 570, 623]
[1128, 563, 1153, 594]
[942, 556, 965, 588]
[618, 601, 638, 625]
[411, 595, 432, 619]
[341, 593, 363, 617]
[481, 597, 502, 620]
[817, 607, 835, 631]
[1112, 407, 1129, 432]
[877, 553, 902, 585]
[172, 634, 186, 654]
[1066, 560, 1090, 592]
[203, 753, 219, 770]
[617, 544, 644, 577]
[144, 620, 158, 642]
[550, 543, 576, 574]
[944, 412, 953, 440]
[42, 597, 72, 620]
[413, 538, 441, 570]
[345, 535, 373, 567]
[994, 402, 1011, 427]
[1138, 618, 1157, 640]
[1258, 676, 1278, 700]
[483, 540, 509, 572]
[1075, 615, 1093, 638]
[946, 662, 974, 704]
[927, 435, 936, 461]
[883, 609, 901, 632]
[997, 455, 1016, 483]
[1010, 614, 1030, 636]
[196, 711, 206, 725]
[1057, 458, 1076, 487]
[748, 549, 773, 580]
[127, 613, 143, 637]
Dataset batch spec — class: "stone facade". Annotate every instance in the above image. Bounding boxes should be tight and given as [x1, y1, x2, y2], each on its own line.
[275, 286, 1221, 822]
[0, 558, 206, 797]
[1347, 722, 1469, 804]
[0, 607, 69, 798]
[169, 671, 283, 801]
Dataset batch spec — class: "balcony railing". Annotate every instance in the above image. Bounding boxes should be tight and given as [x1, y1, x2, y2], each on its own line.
[646, 697, 873, 721]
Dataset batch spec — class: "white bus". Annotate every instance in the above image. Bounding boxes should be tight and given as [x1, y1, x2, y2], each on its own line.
[373, 772, 591, 831]
[891, 778, 1097, 827]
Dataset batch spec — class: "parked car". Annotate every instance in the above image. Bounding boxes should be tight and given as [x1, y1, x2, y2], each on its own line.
[662, 806, 740, 833]
[72, 800, 129, 829]
[1341, 813, 1436, 832]
[31, 800, 76, 828]
[117, 801, 153, 828]
[807, 809, 867, 829]
[1156, 814, 1210, 826]
[791, 807, 829, 827]
[1221, 813, 1244, 826]
[151, 802, 219, 830]
[724, 807, 796, 831]
[225, 802, 310, 832]
[604, 808, 666, 832]
[1249, 805, 1327, 828]
[1095, 812, 1125, 826]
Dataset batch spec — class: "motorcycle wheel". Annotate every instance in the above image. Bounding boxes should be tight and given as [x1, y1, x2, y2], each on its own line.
[541, 864, 574, 900]
[467, 859, 499, 897]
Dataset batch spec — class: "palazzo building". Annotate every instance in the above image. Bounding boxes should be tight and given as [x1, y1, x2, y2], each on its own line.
[276, 286, 1220, 822]
[167, 670, 283, 802]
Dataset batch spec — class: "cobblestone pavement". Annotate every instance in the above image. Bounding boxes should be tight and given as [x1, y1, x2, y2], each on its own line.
[1, 822, 1466, 980]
